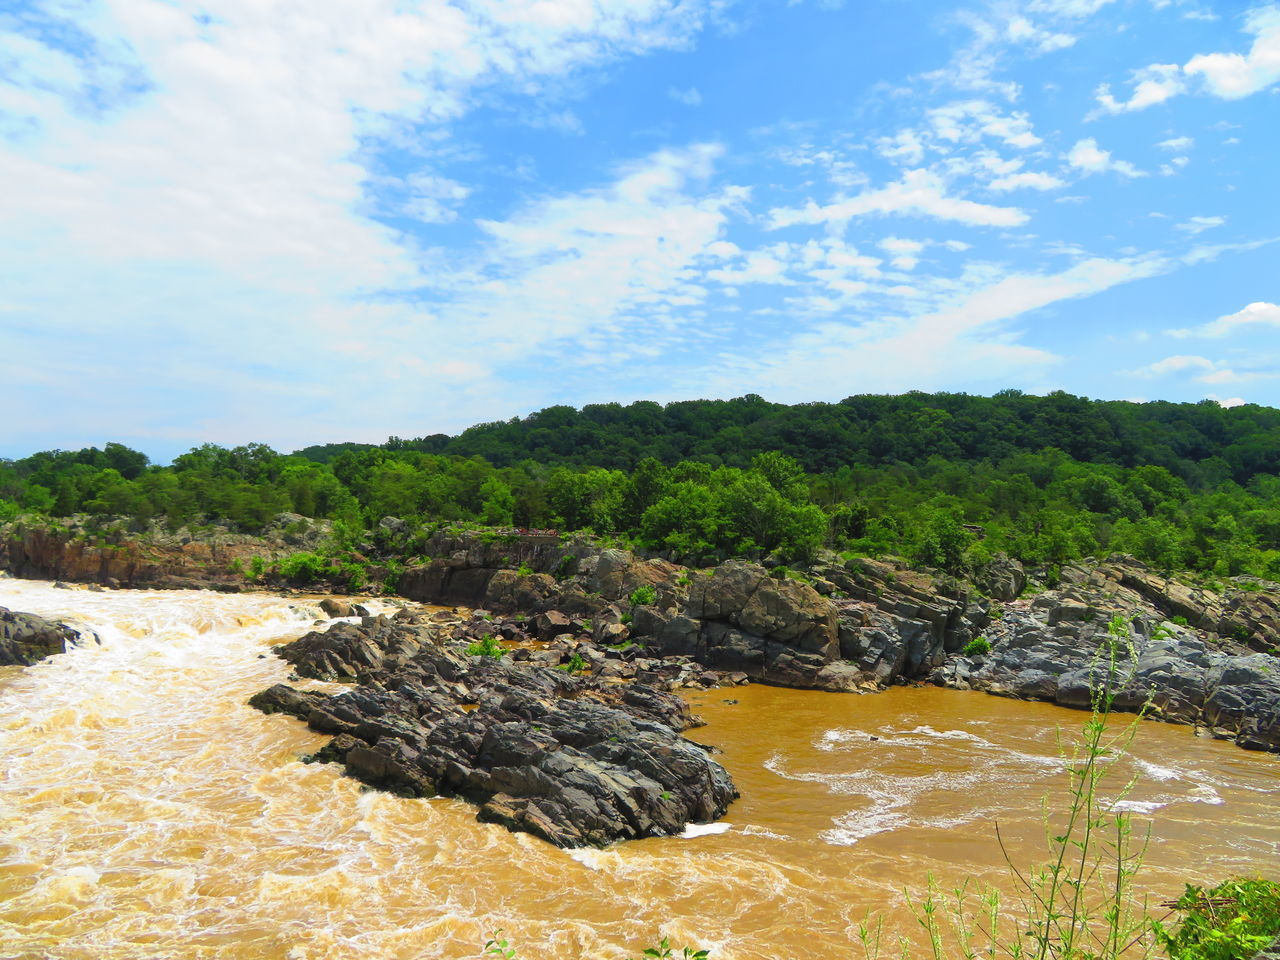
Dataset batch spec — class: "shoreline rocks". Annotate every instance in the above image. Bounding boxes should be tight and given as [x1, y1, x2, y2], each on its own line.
[251, 609, 737, 848]
[5, 518, 1277, 754]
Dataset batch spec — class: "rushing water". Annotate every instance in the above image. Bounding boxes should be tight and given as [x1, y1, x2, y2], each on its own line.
[0, 578, 1276, 960]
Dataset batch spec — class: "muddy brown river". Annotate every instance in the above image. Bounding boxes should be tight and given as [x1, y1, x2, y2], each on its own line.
[0, 578, 1276, 960]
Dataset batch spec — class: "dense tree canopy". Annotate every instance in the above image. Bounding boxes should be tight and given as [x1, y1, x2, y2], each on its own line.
[4, 392, 1279, 576]
[296, 391, 1280, 485]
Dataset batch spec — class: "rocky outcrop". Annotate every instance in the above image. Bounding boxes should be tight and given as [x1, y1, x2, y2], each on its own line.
[0, 606, 97, 666]
[251, 609, 737, 847]
[0, 514, 329, 590]
[930, 577, 1280, 753]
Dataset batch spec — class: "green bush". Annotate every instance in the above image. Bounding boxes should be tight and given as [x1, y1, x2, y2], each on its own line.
[277, 551, 330, 584]
[629, 584, 658, 606]
[516, 561, 534, 577]
[558, 652, 588, 673]
[1172, 615, 1190, 626]
[963, 637, 992, 656]
[1156, 877, 1280, 960]
[381, 558, 404, 594]
[465, 634, 504, 659]
[552, 554, 577, 581]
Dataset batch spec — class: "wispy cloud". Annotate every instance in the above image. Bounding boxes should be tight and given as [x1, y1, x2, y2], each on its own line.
[1091, 64, 1184, 116]
[706, 254, 1167, 399]
[768, 169, 1029, 228]
[1167, 301, 1280, 338]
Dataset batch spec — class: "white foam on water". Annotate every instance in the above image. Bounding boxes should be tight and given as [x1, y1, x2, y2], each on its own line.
[679, 821, 731, 839]
[821, 807, 909, 846]
[1189, 784, 1225, 805]
[1110, 799, 1168, 815]
[902, 724, 993, 745]
[1136, 759, 1181, 782]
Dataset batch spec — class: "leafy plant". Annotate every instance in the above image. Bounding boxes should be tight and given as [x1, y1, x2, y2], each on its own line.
[558, 652, 588, 673]
[552, 554, 577, 581]
[466, 634, 504, 659]
[963, 637, 992, 656]
[381, 558, 404, 594]
[1155, 877, 1280, 960]
[483, 929, 517, 959]
[629, 584, 658, 606]
[634, 937, 709, 960]
[1171, 615, 1190, 626]
[277, 551, 331, 584]
[878, 616, 1158, 960]
[516, 561, 534, 577]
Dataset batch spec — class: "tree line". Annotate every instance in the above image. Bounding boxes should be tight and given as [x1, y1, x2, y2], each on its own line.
[2, 392, 1278, 578]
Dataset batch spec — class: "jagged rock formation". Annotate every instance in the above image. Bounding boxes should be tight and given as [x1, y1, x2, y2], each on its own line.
[929, 560, 1280, 751]
[0, 606, 96, 666]
[250, 609, 737, 847]
[392, 534, 1280, 752]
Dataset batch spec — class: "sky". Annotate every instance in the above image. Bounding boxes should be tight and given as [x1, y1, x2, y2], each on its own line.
[2, 0, 1278, 462]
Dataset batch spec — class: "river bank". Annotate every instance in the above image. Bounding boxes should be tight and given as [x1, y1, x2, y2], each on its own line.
[4, 516, 1277, 754]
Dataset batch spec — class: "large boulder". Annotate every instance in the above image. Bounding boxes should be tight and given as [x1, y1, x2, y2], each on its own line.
[685, 561, 838, 658]
[0, 606, 95, 666]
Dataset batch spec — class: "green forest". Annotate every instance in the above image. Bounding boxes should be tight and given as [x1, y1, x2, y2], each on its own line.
[3, 391, 1280, 579]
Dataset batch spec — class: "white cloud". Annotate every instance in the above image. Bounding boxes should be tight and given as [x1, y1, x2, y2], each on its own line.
[988, 170, 1067, 191]
[1209, 395, 1247, 407]
[1167, 301, 1280, 338]
[1175, 215, 1226, 235]
[1185, 6, 1280, 99]
[1157, 136, 1194, 151]
[1133, 355, 1215, 376]
[0, 0, 731, 449]
[397, 173, 471, 223]
[705, 247, 796, 285]
[1005, 17, 1076, 52]
[706, 254, 1166, 400]
[879, 236, 927, 270]
[768, 168, 1029, 229]
[876, 129, 926, 165]
[1066, 138, 1145, 177]
[1088, 6, 1280, 115]
[1028, 0, 1116, 16]
[1092, 64, 1184, 115]
[667, 86, 703, 106]
[1131, 353, 1273, 385]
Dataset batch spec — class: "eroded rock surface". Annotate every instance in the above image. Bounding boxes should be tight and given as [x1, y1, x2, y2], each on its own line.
[251, 610, 737, 847]
[0, 606, 96, 666]
[930, 565, 1280, 752]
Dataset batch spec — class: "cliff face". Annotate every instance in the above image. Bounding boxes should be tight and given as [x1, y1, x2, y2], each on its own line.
[0, 515, 329, 590]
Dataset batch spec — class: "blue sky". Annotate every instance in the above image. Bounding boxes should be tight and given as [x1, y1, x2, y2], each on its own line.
[1, 0, 1278, 461]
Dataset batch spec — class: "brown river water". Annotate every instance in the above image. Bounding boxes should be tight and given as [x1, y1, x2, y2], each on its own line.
[0, 578, 1276, 960]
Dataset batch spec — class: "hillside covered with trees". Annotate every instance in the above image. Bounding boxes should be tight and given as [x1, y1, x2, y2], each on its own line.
[3, 391, 1279, 579]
